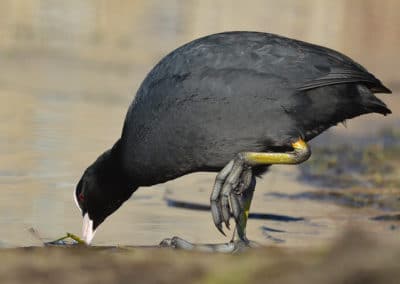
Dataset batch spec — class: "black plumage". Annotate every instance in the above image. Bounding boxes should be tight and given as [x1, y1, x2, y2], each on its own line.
[74, 32, 391, 243]
[119, 32, 390, 184]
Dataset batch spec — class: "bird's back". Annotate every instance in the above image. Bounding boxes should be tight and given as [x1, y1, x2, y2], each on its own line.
[119, 32, 390, 185]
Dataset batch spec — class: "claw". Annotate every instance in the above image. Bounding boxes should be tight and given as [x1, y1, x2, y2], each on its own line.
[225, 220, 230, 230]
[216, 223, 226, 236]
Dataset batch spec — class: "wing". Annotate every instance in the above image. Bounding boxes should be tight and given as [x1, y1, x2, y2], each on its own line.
[284, 38, 392, 94]
[297, 68, 391, 93]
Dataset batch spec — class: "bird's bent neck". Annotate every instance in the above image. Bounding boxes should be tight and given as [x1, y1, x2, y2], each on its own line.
[94, 139, 138, 195]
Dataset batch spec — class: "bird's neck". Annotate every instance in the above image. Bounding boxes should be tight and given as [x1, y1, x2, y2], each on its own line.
[97, 139, 138, 195]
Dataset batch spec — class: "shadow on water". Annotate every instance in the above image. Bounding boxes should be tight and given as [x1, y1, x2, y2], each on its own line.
[266, 190, 400, 211]
[165, 197, 305, 222]
[371, 214, 400, 222]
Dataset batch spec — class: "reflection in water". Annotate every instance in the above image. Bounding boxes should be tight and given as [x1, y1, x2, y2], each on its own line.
[0, 0, 399, 247]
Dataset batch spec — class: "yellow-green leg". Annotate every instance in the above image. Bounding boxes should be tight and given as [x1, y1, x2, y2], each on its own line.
[160, 138, 311, 253]
[231, 177, 255, 243]
[211, 138, 311, 235]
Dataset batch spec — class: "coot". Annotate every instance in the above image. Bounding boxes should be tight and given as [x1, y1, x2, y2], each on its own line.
[74, 32, 391, 251]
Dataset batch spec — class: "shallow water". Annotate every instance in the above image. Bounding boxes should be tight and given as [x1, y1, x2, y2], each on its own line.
[1, 0, 400, 248]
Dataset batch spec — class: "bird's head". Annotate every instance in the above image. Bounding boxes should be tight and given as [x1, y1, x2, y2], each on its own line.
[73, 149, 134, 244]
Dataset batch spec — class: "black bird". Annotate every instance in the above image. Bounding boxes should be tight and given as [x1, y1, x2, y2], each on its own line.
[74, 32, 391, 251]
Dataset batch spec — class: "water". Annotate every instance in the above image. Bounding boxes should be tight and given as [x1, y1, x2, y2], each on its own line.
[0, 0, 399, 248]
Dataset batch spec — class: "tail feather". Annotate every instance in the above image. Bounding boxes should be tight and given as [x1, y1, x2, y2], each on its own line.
[358, 84, 391, 116]
[363, 99, 391, 116]
[370, 84, 392, 94]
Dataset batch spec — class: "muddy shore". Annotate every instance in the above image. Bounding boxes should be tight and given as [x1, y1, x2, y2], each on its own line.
[1, 230, 399, 284]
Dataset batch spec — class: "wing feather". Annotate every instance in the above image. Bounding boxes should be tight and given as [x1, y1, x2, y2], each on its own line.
[298, 69, 391, 93]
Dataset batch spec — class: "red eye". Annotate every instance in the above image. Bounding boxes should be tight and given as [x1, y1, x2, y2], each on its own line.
[79, 193, 84, 202]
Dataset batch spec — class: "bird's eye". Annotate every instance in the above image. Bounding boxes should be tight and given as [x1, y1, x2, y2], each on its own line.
[79, 192, 85, 202]
[73, 179, 86, 212]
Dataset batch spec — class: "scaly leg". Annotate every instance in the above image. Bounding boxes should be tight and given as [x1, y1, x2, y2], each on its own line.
[211, 138, 310, 235]
[230, 172, 256, 243]
[159, 171, 257, 253]
[160, 138, 310, 253]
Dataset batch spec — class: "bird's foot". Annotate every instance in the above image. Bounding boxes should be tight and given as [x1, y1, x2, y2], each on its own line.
[159, 236, 259, 253]
[210, 155, 255, 238]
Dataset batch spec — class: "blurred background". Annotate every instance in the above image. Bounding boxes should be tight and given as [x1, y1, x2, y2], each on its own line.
[0, 0, 399, 247]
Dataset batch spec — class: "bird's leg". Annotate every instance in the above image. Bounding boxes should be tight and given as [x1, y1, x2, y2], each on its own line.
[159, 164, 256, 253]
[230, 172, 255, 244]
[211, 138, 310, 236]
[160, 138, 310, 253]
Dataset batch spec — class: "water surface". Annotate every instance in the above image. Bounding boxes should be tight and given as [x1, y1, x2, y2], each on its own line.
[0, 0, 399, 247]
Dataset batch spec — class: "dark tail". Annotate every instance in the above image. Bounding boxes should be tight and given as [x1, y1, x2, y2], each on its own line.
[369, 79, 392, 94]
[358, 84, 391, 116]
